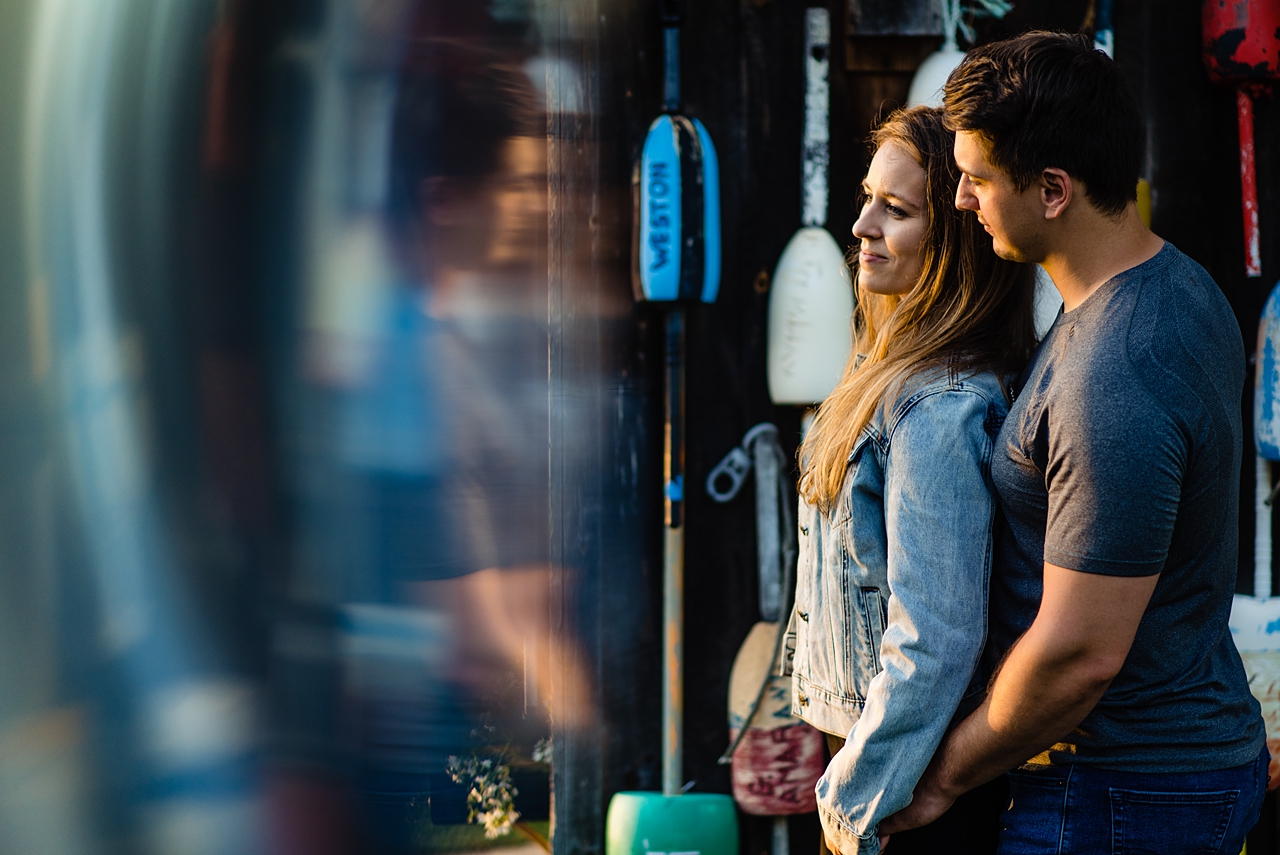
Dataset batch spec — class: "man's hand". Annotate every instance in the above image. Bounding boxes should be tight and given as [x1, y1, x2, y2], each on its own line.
[903, 564, 1159, 806]
[819, 809, 891, 854]
[878, 763, 954, 835]
[819, 828, 892, 853]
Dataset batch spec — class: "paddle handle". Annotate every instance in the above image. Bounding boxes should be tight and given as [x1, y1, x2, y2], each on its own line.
[1238, 87, 1262, 278]
[663, 308, 686, 795]
[664, 310, 686, 528]
[1259, 455, 1273, 598]
[661, 0, 682, 112]
[663, 525, 685, 795]
[801, 8, 830, 229]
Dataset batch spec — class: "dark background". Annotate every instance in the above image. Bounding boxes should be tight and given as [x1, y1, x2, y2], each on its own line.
[545, 0, 1280, 853]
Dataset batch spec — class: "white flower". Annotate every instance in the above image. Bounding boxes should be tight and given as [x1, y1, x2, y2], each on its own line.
[446, 752, 522, 836]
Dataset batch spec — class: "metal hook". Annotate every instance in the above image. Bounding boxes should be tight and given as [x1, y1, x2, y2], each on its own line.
[706, 447, 751, 502]
[705, 423, 781, 502]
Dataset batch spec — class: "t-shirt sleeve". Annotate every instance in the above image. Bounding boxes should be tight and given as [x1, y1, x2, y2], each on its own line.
[1043, 382, 1186, 577]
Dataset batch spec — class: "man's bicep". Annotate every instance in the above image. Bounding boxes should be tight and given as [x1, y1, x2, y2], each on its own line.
[1034, 563, 1159, 674]
[1044, 406, 1184, 576]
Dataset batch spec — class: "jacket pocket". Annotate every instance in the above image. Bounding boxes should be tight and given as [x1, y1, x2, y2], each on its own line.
[835, 584, 885, 697]
[861, 587, 887, 675]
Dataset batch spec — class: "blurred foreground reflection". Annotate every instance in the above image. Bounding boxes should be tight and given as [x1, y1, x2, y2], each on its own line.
[0, 0, 587, 851]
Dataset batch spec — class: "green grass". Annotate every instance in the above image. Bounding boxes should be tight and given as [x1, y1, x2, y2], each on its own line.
[420, 821, 551, 853]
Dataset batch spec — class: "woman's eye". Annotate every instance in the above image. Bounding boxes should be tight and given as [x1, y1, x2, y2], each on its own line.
[886, 204, 905, 217]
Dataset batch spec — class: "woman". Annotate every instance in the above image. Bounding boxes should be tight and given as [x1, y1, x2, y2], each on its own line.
[786, 106, 1036, 854]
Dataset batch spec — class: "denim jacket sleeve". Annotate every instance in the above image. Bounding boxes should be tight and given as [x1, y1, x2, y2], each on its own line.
[816, 388, 998, 854]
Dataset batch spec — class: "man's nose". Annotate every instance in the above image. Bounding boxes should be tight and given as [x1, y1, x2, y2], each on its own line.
[955, 176, 978, 211]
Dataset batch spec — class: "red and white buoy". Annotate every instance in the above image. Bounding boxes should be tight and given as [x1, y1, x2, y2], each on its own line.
[1202, 0, 1280, 277]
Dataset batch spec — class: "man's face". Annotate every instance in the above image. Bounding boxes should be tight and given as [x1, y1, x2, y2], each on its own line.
[953, 131, 1046, 263]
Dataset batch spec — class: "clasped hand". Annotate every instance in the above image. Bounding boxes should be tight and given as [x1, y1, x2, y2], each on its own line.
[819, 766, 956, 855]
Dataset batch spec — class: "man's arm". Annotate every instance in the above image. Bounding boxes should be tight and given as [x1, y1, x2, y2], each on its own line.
[879, 561, 1159, 834]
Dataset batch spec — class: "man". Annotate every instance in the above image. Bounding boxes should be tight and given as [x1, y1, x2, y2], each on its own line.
[878, 31, 1268, 853]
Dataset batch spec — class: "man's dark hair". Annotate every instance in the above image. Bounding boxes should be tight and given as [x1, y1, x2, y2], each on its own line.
[943, 31, 1143, 216]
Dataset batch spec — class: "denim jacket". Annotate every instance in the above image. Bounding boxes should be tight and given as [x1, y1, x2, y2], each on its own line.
[785, 366, 1009, 855]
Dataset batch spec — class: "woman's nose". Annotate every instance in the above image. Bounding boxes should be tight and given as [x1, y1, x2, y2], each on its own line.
[852, 206, 879, 240]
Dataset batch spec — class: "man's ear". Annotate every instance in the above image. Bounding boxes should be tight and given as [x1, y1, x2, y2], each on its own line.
[1040, 168, 1072, 220]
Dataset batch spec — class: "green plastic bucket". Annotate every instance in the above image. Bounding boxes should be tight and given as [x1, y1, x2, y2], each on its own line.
[605, 792, 739, 855]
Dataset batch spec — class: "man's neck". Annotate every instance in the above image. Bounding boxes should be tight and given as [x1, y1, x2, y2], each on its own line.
[1039, 203, 1165, 311]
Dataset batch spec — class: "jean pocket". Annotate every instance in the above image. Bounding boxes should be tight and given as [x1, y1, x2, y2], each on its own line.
[1109, 788, 1239, 855]
[999, 771, 1068, 855]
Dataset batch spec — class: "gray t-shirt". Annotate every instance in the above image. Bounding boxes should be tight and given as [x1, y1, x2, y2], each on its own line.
[988, 241, 1265, 772]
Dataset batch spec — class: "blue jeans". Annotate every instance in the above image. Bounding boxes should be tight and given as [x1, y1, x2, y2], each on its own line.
[998, 747, 1269, 855]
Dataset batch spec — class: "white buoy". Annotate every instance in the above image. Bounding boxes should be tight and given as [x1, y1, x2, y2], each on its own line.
[766, 8, 853, 407]
[1033, 266, 1064, 340]
[766, 228, 853, 405]
[906, 45, 965, 108]
[907, 0, 965, 108]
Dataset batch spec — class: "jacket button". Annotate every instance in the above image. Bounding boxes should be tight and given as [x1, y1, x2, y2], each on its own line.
[798, 611, 809, 621]
[797, 694, 808, 706]
[800, 525, 809, 536]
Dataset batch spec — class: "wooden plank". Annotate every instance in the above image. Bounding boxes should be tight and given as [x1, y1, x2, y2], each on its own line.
[847, 0, 943, 37]
[845, 36, 941, 73]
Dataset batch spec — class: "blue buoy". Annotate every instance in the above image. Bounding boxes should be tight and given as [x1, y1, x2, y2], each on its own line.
[1255, 280, 1280, 460]
[636, 114, 720, 304]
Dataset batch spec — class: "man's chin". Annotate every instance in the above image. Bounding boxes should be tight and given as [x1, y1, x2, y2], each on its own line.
[991, 238, 1033, 264]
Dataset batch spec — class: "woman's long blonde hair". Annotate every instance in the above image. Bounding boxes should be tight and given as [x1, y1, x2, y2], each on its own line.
[798, 106, 1037, 513]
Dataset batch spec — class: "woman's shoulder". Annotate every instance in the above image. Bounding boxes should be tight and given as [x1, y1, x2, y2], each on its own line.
[889, 365, 1010, 413]
[882, 366, 1010, 440]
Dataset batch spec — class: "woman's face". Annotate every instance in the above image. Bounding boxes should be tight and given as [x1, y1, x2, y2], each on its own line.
[852, 141, 928, 296]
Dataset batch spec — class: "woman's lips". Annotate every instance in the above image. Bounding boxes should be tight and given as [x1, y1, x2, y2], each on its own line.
[860, 251, 886, 265]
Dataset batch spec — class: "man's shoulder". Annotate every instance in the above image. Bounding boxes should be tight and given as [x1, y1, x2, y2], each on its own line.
[1032, 242, 1242, 456]
[1130, 241, 1232, 325]
[1128, 242, 1245, 398]
[1142, 242, 1217, 306]
[1059, 242, 1241, 396]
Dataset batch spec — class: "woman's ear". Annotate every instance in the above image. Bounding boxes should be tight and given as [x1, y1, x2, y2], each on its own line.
[1040, 168, 1072, 220]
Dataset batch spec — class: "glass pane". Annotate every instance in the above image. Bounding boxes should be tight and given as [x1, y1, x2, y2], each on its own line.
[0, 0, 571, 850]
